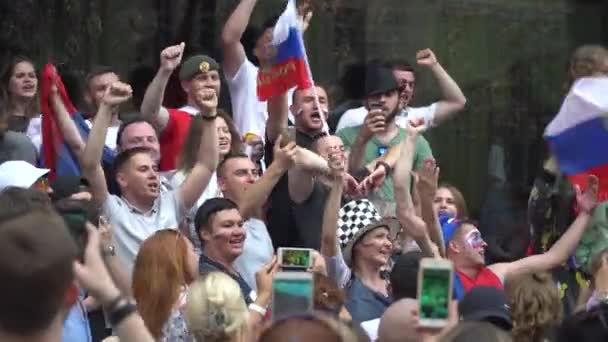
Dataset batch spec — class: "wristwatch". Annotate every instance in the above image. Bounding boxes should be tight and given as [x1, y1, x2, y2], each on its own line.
[102, 245, 116, 257]
[200, 111, 217, 120]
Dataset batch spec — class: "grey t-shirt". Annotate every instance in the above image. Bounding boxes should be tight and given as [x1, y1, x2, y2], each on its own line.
[0, 131, 37, 165]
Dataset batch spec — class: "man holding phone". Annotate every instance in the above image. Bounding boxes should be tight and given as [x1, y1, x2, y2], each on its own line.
[336, 66, 433, 207]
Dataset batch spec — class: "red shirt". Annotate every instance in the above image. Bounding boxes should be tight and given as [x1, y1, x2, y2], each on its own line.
[159, 108, 193, 171]
[457, 267, 503, 293]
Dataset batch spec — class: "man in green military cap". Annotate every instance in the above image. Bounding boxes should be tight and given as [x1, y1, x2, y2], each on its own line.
[140, 42, 222, 171]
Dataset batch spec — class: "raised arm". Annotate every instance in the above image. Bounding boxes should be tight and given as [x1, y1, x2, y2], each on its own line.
[49, 84, 86, 160]
[393, 126, 437, 257]
[239, 135, 296, 219]
[178, 89, 220, 211]
[490, 176, 598, 282]
[140, 43, 185, 131]
[222, 0, 258, 78]
[82, 82, 133, 206]
[320, 155, 345, 257]
[266, 93, 289, 144]
[415, 158, 445, 256]
[416, 49, 466, 125]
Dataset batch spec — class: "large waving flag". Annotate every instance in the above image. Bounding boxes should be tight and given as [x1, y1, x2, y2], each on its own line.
[544, 77, 608, 202]
[40, 64, 114, 179]
[256, 0, 312, 101]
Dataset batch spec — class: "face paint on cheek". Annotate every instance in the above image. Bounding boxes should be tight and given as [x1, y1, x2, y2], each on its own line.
[465, 230, 485, 249]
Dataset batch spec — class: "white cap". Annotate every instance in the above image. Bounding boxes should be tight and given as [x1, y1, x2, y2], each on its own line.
[0, 161, 50, 191]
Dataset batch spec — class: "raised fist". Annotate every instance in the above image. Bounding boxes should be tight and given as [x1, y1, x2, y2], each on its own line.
[160, 42, 186, 71]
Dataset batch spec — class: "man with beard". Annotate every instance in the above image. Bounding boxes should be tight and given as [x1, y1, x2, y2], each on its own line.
[336, 66, 433, 207]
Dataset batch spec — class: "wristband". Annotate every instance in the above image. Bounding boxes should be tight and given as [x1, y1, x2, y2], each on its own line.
[109, 302, 138, 327]
[104, 294, 125, 313]
[375, 161, 392, 176]
[248, 303, 267, 316]
[200, 111, 217, 120]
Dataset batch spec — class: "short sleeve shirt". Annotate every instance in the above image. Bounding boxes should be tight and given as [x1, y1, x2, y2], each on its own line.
[103, 190, 184, 274]
[336, 125, 433, 202]
[336, 104, 438, 132]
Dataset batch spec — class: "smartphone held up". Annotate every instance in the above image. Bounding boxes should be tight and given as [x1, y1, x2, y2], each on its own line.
[417, 258, 454, 328]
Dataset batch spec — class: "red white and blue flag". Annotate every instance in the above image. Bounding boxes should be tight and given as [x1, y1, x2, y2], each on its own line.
[545, 77, 608, 202]
[256, 0, 312, 101]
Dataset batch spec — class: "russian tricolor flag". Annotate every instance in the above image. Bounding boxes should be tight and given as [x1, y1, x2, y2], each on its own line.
[256, 0, 312, 101]
[545, 77, 608, 202]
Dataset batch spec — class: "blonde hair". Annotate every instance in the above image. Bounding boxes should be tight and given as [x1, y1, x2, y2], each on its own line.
[186, 272, 248, 342]
[567, 45, 608, 89]
[508, 272, 563, 342]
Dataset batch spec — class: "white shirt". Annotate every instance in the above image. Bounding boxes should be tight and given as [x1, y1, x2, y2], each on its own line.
[170, 170, 222, 254]
[85, 119, 118, 151]
[233, 218, 274, 292]
[335, 104, 438, 132]
[226, 59, 294, 140]
[25, 116, 42, 152]
[361, 318, 380, 341]
[103, 191, 185, 275]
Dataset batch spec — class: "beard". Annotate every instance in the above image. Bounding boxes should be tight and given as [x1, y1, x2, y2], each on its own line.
[385, 106, 400, 123]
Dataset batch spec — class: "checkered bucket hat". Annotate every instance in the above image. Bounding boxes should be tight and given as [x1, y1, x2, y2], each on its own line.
[337, 199, 401, 266]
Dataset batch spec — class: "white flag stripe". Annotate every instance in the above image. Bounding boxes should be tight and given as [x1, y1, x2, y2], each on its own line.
[272, 0, 297, 45]
[545, 77, 608, 136]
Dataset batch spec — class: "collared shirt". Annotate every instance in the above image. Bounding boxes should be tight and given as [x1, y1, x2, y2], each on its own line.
[199, 254, 255, 305]
[104, 190, 184, 275]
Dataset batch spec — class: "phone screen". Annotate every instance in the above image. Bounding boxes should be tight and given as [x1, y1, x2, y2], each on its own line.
[272, 275, 313, 319]
[419, 268, 451, 320]
[281, 249, 311, 268]
[378, 146, 388, 156]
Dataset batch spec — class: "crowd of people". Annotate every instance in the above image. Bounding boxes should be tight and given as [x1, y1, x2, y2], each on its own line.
[1, 1, 608, 341]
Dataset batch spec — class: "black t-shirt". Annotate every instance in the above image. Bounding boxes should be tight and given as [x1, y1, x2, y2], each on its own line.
[264, 130, 316, 248]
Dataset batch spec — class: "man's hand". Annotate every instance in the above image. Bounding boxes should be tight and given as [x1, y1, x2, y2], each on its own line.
[307, 250, 328, 276]
[416, 158, 439, 198]
[98, 215, 113, 248]
[101, 82, 133, 108]
[194, 88, 218, 115]
[342, 173, 361, 198]
[576, 175, 599, 214]
[297, 0, 314, 32]
[361, 109, 385, 141]
[328, 152, 346, 181]
[255, 256, 279, 305]
[358, 165, 386, 195]
[273, 135, 297, 171]
[416, 48, 439, 68]
[160, 42, 186, 72]
[73, 224, 120, 304]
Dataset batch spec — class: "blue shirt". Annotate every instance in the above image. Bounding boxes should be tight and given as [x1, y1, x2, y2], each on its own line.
[345, 277, 392, 322]
[199, 254, 255, 305]
[62, 296, 92, 342]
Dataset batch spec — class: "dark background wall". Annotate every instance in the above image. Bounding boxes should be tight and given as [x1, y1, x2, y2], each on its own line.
[1, 0, 607, 214]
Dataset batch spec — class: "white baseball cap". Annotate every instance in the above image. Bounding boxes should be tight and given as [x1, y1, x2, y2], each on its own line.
[0, 160, 50, 191]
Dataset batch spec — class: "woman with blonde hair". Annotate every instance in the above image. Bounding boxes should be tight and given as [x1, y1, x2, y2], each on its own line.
[185, 272, 250, 342]
[132, 229, 199, 341]
[507, 272, 563, 342]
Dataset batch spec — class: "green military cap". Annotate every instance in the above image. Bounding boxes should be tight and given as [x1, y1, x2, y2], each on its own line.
[178, 55, 220, 80]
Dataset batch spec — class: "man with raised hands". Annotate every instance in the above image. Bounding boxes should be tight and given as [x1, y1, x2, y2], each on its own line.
[140, 42, 222, 171]
[82, 81, 220, 274]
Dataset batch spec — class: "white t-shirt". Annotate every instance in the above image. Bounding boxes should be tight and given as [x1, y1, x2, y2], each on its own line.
[233, 218, 274, 292]
[335, 104, 438, 132]
[103, 191, 185, 275]
[226, 59, 294, 140]
[85, 119, 118, 151]
[25, 116, 42, 152]
[361, 318, 380, 341]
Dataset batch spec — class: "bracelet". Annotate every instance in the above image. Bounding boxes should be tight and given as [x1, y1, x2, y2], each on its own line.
[375, 161, 392, 176]
[104, 294, 126, 313]
[248, 303, 267, 316]
[200, 111, 217, 120]
[109, 302, 138, 327]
